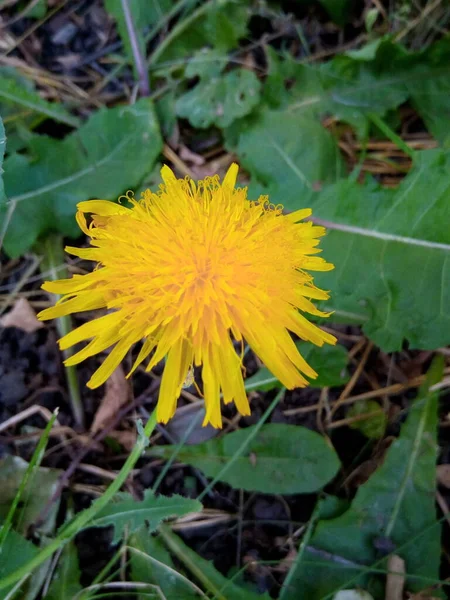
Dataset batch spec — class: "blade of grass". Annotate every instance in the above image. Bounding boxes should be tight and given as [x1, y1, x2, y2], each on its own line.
[369, 113, 415, 159]
[158, 524, 228, 600]
[0, 410, 158, 592]
[0, 409, 58, 547]
[38, 234, 84, 429]
[279, 500, 322, 599]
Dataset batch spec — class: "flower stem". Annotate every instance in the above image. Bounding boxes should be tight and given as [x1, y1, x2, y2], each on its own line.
[0, 410, 158, 592]
[120, 0, 150, 96]
[38, 234, 84, 429]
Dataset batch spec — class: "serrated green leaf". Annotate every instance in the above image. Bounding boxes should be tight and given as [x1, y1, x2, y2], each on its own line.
[150, 423, 340, 494]
[1, 98, 163, 257]
[0, 72, 79, 127]
[408, 37, 450, 144]
[280, 357, 444, 599]
[245, 343, 349, 392]
[89, 491, 202, 543]
[130, 527, 202, 599]
[312, 150, 450, 350]
[225, 107, 344, 208]
[46, 541, 82, 600]
[177, 68, 261, 128]
[263, 37, 450, 140]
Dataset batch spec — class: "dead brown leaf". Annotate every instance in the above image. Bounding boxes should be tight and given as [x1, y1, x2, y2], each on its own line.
[108, 429, 137, 452]
[0, 298, 43, 333]
[91, 365, 129, 434]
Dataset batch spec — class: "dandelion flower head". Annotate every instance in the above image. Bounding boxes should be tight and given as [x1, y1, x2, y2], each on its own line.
[38, 164, 336, 427]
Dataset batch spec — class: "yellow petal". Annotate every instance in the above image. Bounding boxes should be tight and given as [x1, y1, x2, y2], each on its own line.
[285, 208, 312, 222]
[222, 163, 239, 189]
[77, 200, 131, 216]
[160, 165, 177, 186]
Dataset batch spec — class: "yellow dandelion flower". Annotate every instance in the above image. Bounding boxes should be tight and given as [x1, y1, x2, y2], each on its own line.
[38, 164, 336, 428]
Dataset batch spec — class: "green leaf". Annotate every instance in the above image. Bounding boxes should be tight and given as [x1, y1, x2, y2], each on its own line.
[225, 107, 344, 209]
[28, 0, 47, 19]
[0, 529, 39, 597]
[348, 400, 387, 439]
[1, 98, 163, 257]
[177, 67, 261, 129]
[280, 358, 444, 599]
[408, 37, 450, 144]
[155, 1, 249, 64]
[312, 150, 450, 350]
[263, 37, 450, 140]
[0, 116, 5, 201]
[0, 455, 61, 536]
[89, 491, 202, 543]
[159, 525, 270, 600]
[46, 542, 82, 600]
[245, 343, 349, 392]
[184, 48, 224, 79]
[318, 0, 352, 25]
[150, 423, 340, 494]
[0, 70, 79, 127]
[130, 527, 202, 599]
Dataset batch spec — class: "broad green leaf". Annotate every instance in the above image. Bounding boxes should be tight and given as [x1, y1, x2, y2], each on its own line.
[177, 67, 261, 129]
[130, 527, 202, 599]
[46, 542, 82, 600]
[312, 150, 450, 350]
[1, 98, 163, 257]
[348, 400, 387, 439]
[280, 358, 444, 599]
[245, 343, 349, 392]
[225, 107, 344, 209]
[158, 525, 270, 600]
[0, 455, 61, 536]
[150, 423, 341, 494]
[0, 529, 39, 597]
[90, 491, 201, 543]
[0, 69, 79, 127]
